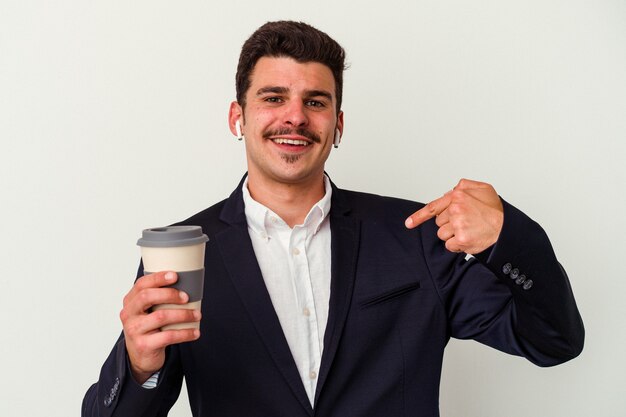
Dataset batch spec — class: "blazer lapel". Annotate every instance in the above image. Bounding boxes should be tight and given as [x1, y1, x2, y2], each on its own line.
[314, 184, 361, 406]
[215, 180, 313, 416]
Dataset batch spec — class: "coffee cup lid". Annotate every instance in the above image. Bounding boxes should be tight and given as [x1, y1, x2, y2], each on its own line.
[137, 225, 209, 248]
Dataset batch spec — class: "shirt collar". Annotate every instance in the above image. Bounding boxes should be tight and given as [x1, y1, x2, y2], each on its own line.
[242, 175, 332, 238]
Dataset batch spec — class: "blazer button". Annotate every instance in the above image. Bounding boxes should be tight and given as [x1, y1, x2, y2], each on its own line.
[104, 377, 120, 407]
[111, 378, 119, 397]
[502, 263, 513, 275]
[523, 279, 534, 290]
[510, 268, 520, 280]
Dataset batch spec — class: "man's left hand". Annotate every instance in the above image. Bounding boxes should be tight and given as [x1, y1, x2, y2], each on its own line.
[405, 179, 504, 254]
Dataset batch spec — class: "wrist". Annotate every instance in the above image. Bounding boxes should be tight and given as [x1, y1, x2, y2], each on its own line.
[130, 366, 156, 385]
[127, 357, 161, 385]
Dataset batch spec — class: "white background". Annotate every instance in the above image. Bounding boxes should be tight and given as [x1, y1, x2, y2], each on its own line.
[1, 1, 625, 416]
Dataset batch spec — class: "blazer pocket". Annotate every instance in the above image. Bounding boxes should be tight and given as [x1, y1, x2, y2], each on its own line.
[359, 282, 421, 308]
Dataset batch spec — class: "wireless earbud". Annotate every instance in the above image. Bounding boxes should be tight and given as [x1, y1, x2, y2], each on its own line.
[333, 129, 341, 148]
[235, 120, 244, 141]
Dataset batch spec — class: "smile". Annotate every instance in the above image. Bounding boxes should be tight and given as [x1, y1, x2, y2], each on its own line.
[271, 138, 310, 146]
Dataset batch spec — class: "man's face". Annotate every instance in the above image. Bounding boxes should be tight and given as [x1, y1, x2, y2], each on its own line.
[229, 56, 343, 188]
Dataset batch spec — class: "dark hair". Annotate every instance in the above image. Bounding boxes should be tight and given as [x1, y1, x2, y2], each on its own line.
[236, 21, 346, 114]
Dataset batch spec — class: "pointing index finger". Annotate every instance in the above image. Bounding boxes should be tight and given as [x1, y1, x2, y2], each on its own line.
[405, 193, 452, 229]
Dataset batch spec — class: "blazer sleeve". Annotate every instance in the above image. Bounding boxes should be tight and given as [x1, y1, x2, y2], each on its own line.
[82, 334, 184, 417]
[422, 199, 584, 366]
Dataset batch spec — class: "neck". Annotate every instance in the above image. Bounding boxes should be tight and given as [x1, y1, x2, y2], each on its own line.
[246, 174, 326, 228]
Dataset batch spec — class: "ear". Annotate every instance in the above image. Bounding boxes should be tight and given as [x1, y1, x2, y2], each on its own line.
[336, 110, 344, 138]
[228, 101, 244, 137]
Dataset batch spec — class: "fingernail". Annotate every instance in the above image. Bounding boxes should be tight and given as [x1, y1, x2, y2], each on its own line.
[405, 217, 413, 228]
[179, 291, 188, 302]
[165, 272, 176, 281]
[193, 329, 200, 339]
[193, 310, 201, 320]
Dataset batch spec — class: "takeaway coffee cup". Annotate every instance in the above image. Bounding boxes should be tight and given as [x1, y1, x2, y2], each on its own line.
[137, 226, 208, 330]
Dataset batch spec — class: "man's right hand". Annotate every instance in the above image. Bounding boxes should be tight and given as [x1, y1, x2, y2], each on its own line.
[119, 271, 201, 384]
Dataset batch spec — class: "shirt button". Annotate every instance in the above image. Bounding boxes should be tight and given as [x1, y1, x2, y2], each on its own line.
[292, 247, 300, 255]
[303, 308, 311, 317]
[502, 263, 513, 274]
[515, 274, 526, 285]
[260, 231, 268, 239]
[309, 371, 317, 379]
[510, 268, 520, 280]
[271, 216, 278, 224]
[523, 279, 534, 290]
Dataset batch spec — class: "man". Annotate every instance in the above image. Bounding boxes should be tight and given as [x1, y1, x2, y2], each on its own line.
[83, 21, 584, 416]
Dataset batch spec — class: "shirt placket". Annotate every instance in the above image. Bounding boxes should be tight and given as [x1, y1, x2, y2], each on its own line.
[289, 224, 321, 401]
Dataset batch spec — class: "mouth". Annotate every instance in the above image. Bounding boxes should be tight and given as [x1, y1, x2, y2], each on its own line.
[264, 128, 321, 147]
[271, 138, 311, 146]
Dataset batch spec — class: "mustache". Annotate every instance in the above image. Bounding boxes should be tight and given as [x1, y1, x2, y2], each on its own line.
[263, 127, 321, 144]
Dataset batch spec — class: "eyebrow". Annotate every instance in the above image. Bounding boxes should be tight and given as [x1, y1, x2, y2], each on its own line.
[256, 86, 333, 102]
[256, 86, 289, 96]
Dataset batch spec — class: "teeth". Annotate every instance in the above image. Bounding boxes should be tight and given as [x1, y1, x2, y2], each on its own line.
[272, 138, 309, 146]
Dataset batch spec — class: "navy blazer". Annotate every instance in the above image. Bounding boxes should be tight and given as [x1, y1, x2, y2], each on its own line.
[83, 177, 584, 417]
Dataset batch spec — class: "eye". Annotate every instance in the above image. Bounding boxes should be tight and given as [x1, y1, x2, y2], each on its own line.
[305, 100, 325, 108]
[264, 96, 283, 103]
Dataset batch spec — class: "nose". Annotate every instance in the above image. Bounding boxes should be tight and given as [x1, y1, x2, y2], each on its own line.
[282, 101, 308, 127]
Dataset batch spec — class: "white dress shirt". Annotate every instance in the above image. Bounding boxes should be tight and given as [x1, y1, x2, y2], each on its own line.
[242, 176, 332, 406]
